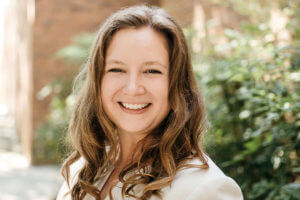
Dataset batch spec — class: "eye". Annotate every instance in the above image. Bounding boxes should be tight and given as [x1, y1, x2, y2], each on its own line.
[146, 69, 162, 74]
[107, 68, 123, 73]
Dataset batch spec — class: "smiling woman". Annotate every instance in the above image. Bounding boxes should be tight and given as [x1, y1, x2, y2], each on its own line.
[56, 5, 243, 200]
[102, 27, 170, 143]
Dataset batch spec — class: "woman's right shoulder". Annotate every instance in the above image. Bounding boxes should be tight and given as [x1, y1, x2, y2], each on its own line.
[56, 157, 85, 200]
[160, 155, 243, 200]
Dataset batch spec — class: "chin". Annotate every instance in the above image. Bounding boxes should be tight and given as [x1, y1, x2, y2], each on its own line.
[118, 125, 151, 136]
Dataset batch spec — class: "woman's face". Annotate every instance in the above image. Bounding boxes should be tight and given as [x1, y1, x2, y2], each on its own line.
[101, 26, 170, 139]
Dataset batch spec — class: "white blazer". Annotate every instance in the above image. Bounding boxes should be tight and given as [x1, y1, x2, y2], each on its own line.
[56, 156, 243, 200]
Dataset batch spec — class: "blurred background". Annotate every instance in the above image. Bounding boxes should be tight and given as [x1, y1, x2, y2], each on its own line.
[0, 0, 299, 199]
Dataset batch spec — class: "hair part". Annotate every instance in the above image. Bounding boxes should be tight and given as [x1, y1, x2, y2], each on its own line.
[61, 5, 208, 200]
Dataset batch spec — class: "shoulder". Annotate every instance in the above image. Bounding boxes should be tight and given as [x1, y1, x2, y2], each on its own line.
[160, 155, 243, 200]
[56, 158, 85, 200]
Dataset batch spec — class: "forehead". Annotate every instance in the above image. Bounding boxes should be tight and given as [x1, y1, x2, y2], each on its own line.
[110, 26, 168, 45]
[105, 26, 169, 67]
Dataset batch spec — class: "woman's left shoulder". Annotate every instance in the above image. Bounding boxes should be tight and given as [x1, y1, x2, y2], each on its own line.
[160, 155, 244, 200]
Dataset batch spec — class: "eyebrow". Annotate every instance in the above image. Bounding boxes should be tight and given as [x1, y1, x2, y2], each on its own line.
[143, 61, 168, 68]
[106, 59, 168, 68]
[106, 59, 126, 65]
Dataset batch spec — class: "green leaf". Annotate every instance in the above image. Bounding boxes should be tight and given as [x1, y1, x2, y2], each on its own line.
[244, 137, 261, 152]
[248, 180, 270, 199]
[228, 73, 245, 82]
[282, 183, 300, 198]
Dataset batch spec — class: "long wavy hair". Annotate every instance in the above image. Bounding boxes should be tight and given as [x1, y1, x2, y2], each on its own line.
[61, 5, 209, 200]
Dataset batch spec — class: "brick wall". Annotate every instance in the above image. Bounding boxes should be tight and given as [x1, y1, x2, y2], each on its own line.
[161, 0, 194, 28]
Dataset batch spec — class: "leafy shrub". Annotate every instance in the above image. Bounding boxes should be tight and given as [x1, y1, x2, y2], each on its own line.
[33, 79, 75, 164]
[194, 1, 300, 199]
[199, 42, 299, 200]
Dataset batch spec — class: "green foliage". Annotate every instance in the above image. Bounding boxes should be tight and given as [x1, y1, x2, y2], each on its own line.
[283, 183, 300, 199]
[33, 79, 75, 164]
[53, 33, 95, 64]
[193, 1, 299, 199]
[200, 45, 299, 199]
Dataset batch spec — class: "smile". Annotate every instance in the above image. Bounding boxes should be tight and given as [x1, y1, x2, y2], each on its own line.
[118, 102, 151, 110]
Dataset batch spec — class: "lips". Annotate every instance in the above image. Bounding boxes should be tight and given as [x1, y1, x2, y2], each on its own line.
[119, 102, 151, 110]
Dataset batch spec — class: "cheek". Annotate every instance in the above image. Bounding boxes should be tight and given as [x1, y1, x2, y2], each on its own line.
[101, 77, 114, 106]
[147, 79, 169, 104]
[101, 77, 121, 99]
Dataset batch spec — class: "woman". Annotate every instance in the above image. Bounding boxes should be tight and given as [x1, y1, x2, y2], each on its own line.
[57, 5, 243, 200]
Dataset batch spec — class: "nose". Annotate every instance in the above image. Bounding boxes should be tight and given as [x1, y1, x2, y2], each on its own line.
[123, 72, 145, 96]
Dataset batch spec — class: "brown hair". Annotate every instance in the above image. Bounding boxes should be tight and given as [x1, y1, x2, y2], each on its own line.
[61, 5, 208, 200]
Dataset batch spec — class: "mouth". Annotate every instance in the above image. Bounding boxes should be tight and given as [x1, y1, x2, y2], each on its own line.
[118, 102, 151, 110]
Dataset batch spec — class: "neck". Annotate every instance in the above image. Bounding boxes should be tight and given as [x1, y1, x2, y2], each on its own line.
[117, 129, 145, 167]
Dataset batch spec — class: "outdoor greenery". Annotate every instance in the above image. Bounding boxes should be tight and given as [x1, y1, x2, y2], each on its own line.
[33, 1, 299, 199]
[191, 1, 299, 199]
[33, 33, 95, 164]
[33, 79, 73, 164]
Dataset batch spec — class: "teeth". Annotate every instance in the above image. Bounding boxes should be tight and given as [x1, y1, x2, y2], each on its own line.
[121, 103, 149, 110]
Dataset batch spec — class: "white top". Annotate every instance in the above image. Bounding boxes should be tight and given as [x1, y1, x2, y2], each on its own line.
[56, 156, 243, 200]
